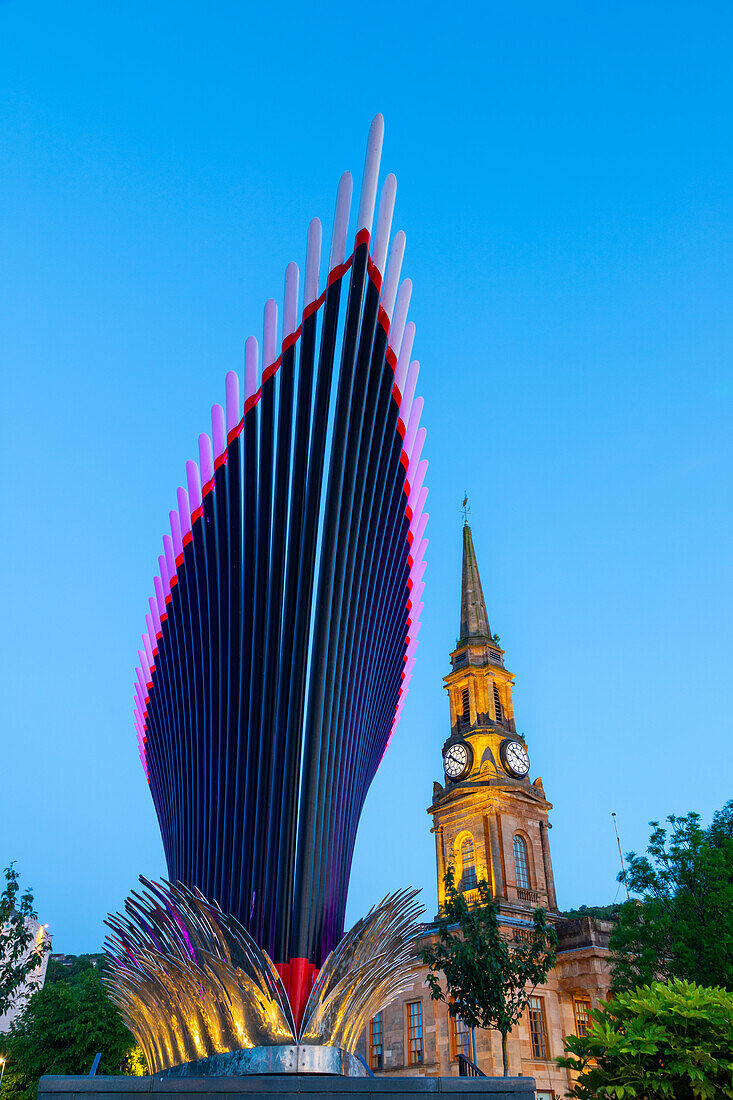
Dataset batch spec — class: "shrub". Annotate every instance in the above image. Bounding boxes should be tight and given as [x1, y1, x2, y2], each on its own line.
[558, 979, 733, 1099]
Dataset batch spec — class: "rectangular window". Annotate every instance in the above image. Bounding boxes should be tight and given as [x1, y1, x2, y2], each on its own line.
[461, 688, 470, 727]
[406, 1001, 423, 1065]
[493, 682, 503, 721]
[454, 651, 468, 667]
[449, 1012, 471, 1061]
[369, 1011, 384, 1070]
[573, 998, 591, 1037]
[528, 996, 549, 1060]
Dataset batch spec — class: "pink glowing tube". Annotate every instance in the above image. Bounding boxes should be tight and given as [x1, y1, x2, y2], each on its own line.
[379, 233, 406, 333]
[371, 173, 397, 278]
[143, 623, 155, 665]
[154, 574, 166, 615]
[407, 459, 428, 515]
[149, 596, 162, 637]
[411, 561, 427, 590]
[170, 513, 183, 567]
[386, 275, 411, 355]
[226, 371, 240, 437]
[263, 298, 278, 374]
[399, 362, 420, 429]
[402, 398, 424, 463]
[394, 321, 416, 396]
[134, 681, 145, 711]
[136, 664, 148, 696]
[211, 404, 225, 461]
[410, 537, 429, 570]
[199, 434, 214, 491]
[407, 602, 424, 629]
[411, 512, 428, 549]
[163, 533, 176, 582]
[409, 489, 429, 541]
[139, 648, 152, 685]
[356, 113, 384, 235]
[283, 262, 299, 341]
[329, 173, 353, 277]
[186, 462, 202, 517]
[177, 488, 192, 541]
[411, 559, 427, 591]
[406, 427, 427, 489]
[244, 336, 258, 409]
[304, 218, 322, 308]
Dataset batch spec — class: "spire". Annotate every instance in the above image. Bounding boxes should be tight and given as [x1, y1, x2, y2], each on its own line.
[459, 522, 492, 643]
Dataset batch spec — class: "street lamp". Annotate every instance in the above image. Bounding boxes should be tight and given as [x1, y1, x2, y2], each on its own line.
[0, 1056, 7, 1091]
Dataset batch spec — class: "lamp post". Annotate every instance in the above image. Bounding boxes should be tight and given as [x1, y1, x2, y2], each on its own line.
[0, 1056, 7, 1091]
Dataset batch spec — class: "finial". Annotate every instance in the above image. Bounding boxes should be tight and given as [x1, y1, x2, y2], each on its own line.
[460, 493, 471, 526]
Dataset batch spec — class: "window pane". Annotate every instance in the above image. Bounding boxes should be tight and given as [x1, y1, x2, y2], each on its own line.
[450, 1013, 471, 1061]
[573, 999, 591, 1038]
[369, 1011, 383, 1070]
[528, 996, 548, 1060]
[513, 835, 530, 889]
[461, 837, 477, 890]
[407, 1001, 423, 1065]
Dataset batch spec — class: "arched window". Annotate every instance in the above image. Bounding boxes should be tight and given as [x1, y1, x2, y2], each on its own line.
[513, 834, 530, 889]
[461, 836, 477, 890]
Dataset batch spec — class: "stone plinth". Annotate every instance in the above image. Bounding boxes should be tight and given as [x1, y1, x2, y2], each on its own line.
[38, 1074, 536, 1100]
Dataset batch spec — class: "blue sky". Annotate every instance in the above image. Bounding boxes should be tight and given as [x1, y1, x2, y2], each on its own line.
[2, 0, 732, 951]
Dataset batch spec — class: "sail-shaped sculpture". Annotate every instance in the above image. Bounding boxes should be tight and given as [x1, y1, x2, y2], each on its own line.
[129, 116, 427, 1030]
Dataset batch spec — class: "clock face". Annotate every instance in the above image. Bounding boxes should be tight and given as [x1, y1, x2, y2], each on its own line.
[501, 739, 530, 778]
[443, 741, 472, 780]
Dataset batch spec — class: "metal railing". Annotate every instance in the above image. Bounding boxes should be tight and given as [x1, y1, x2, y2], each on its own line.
[457, 1053, 485, 1077]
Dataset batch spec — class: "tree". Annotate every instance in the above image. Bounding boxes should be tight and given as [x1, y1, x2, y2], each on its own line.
[557, 978, 733, 1099]
[561, 903, 621, 921]
[422, 867, 557, 1076]
[610, 802, 733, 992]
[0, 962, 145, 1100]
[0, 864, 50, 1019]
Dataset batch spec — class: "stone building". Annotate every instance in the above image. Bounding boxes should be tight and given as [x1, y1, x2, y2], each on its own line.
[357, 522, 612, 1098]
[0, 918, 50, 1033]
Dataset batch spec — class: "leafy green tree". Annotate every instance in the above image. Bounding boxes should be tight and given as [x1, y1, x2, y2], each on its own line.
[45, 955, 99, 986]
[0, 864, 50, 1018]
[422, 867, 557, 1076]
[610, 802, 733, 991]
[562, 903, 621, 921]
[557, 978, 733, 1099]
[0, 964, 144, 1100]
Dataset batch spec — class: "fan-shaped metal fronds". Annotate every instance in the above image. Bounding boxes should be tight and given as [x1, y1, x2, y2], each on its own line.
[105, 880, 424, 1072]
[298, 888, 425, 1053]
[104, 878, 295, 1072]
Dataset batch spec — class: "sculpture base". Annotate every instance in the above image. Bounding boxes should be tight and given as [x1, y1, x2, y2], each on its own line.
[38, 1075, 537, 1100]
[160, 1046, 368, 1077]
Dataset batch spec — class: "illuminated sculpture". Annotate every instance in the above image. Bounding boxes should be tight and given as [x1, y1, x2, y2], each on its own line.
[110, 116, 427, 1071]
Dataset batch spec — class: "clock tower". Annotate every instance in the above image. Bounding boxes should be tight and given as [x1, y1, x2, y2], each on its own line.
[429, 521, 560, 919]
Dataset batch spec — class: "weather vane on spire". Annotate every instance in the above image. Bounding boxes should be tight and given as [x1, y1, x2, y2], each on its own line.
[461, 493, 471, 525]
